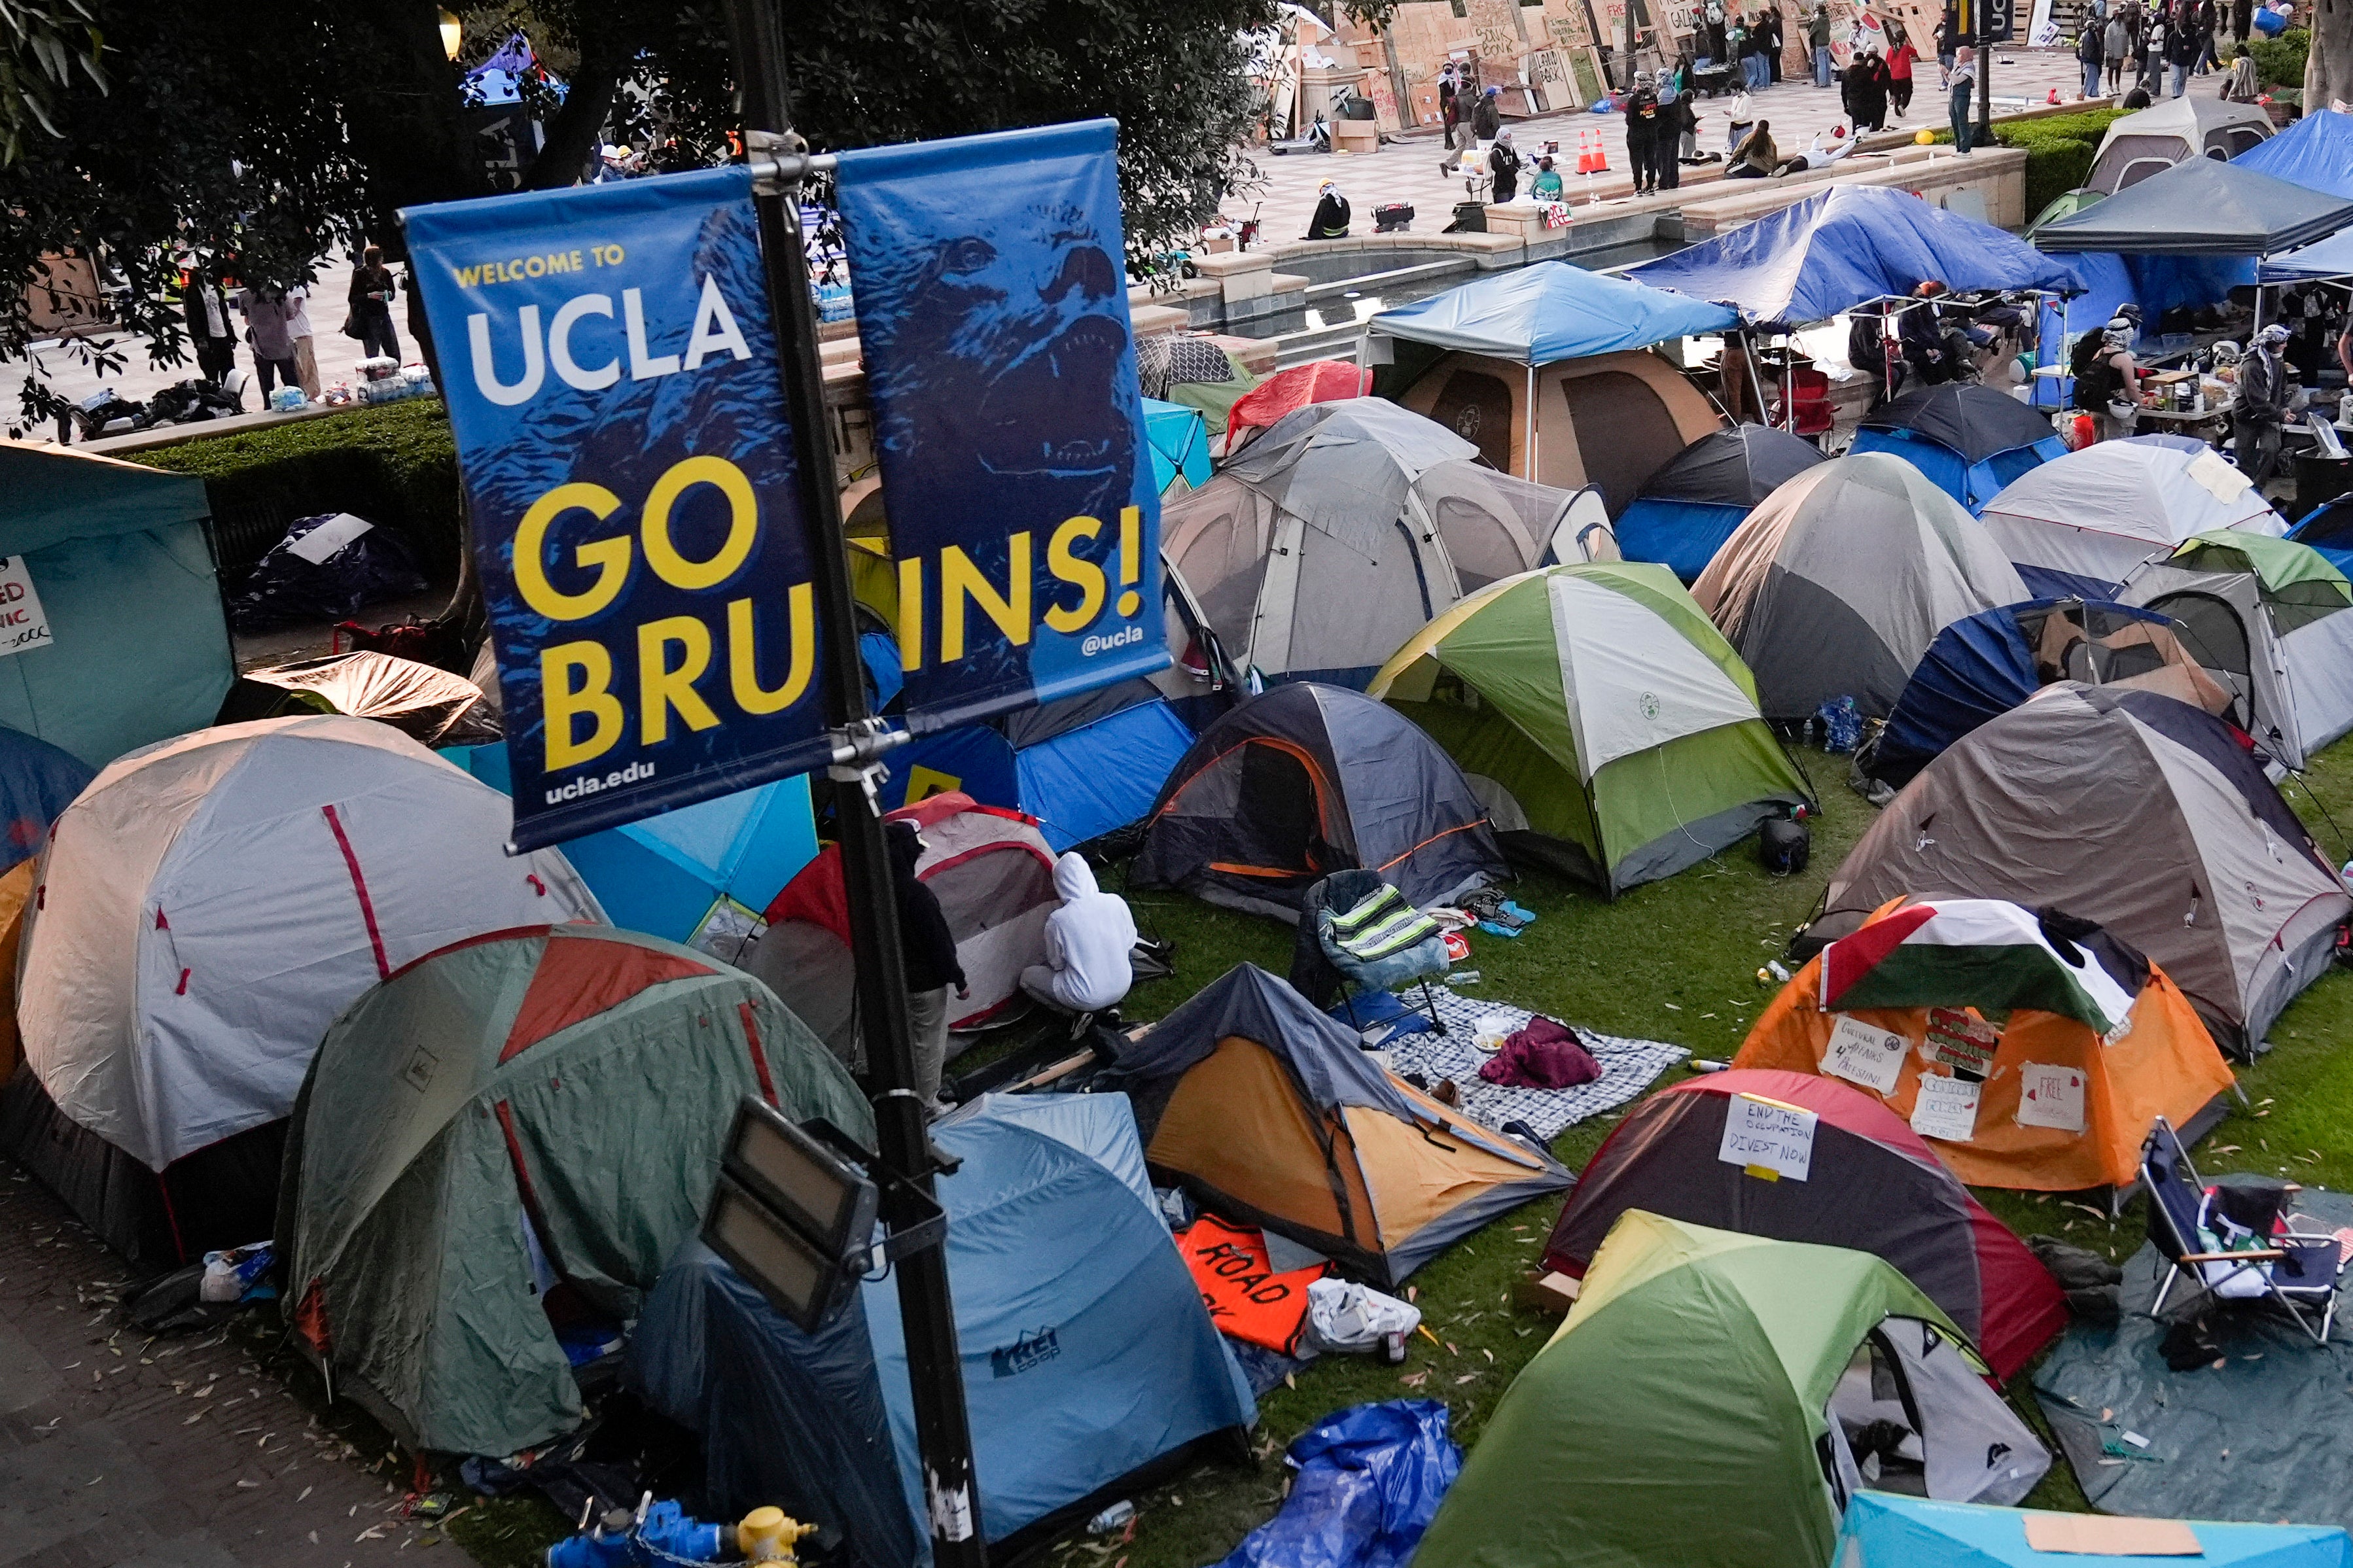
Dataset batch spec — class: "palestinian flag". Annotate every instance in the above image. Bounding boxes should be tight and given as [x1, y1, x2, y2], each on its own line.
[1820, 899, 2140, 1036]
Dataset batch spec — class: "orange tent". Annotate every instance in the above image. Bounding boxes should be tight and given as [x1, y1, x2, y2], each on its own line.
[1735, 896, 2235, 1192]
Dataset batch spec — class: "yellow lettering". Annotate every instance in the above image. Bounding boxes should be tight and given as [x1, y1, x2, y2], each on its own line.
[940, 536, 1031, 663]
[727, 586, 815, 716]
[543, 642, 624, 771]
[639, 616, 722, 745]
[1044, 515, 1106, 635]
[641, 456, 757, 590]
[515, 483, 631, 621]
[898, 555, 924, 671]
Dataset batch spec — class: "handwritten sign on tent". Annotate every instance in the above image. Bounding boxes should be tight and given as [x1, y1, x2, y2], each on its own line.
[1824, 1014, 1907, 1095]
[1717, 1093, 1817, 1181]
[1910, 1073, 1983, 1142]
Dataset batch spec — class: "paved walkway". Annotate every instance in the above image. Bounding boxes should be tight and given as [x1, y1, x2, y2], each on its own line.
[1239, 46, 2148, 241]
[0, 1171, 431, 1566]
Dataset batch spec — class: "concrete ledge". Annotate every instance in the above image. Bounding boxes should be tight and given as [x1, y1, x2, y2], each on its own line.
[82, 399, 422, 457]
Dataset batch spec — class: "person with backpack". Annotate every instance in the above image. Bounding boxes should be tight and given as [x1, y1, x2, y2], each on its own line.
[2078, 20, 2105, 97]
[2072, 316, 2140, 441]
[1625, 73, 1660, 195]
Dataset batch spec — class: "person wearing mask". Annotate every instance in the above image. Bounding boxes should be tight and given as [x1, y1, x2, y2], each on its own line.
[1949, 45, 1977, 150]
[1655, 76, 1695, 188]
[1726, 116, 1777, 176]
[884, 820, 967, 1113]
[1304, 179, 1351, 238]
[236, 282, 302, 402]
[1019, 854, 1138, 1019]
[2235, 322, 2293, 490]
[1489, 127, 1524, 201]
[1625, 73, 1660, 195]
[1809, 2, 1834, 85]
[1472, 84, 1502, 141]
[183, 267, 237, 386]
[2103, 9, 2129, 92]
[2072, 315, 2140, 440]
[1887, 33, 1919, 116]
[348, 245, 402, 362]
[2078, 18, 2106, 97]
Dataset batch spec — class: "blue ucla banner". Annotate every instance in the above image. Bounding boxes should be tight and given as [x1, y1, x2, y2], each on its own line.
[403, 166, 831, 850]
[834, 120, 1169, 731]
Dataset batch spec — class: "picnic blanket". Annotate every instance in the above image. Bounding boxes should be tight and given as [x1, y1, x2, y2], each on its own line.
[1383, 986, 1688, 1140]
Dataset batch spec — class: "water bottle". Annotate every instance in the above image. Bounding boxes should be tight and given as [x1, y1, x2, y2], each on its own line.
[1089, 1502, 1138, 1535]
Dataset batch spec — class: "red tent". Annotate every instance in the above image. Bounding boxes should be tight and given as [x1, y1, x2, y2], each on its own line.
[1541, 1068, 2066, 1379]
[1226, 360, 1370, 445]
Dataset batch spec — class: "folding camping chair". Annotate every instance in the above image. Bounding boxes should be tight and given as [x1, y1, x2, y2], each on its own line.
[1294, 869, 1450, 1038]
[1770, 365, 1836, 444]
[2140, 1117, 2344, 1344]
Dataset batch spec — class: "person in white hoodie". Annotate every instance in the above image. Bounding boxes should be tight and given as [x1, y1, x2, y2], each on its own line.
[1021, 852, 1137, 1015]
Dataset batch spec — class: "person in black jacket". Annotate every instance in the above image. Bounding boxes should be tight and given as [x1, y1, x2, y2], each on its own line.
[886, 820, 967, 1111]
[1489, 128, 1523, 202]
[1625, 75, 1659, 196]
[1303, 180, 1351, 238]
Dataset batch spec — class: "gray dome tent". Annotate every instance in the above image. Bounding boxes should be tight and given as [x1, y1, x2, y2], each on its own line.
[1813, 684, 2350, 1057]
[1693, 453, 2026, 719]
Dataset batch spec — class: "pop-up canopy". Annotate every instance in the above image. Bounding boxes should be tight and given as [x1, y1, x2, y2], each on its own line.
[1366, 261, 1738, 364]
[1627, 185, 2082, 328]
[2035, 154, 2353, 256]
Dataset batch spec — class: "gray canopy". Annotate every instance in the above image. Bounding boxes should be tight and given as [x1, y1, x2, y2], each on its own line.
[2034, 155, 2353, 256]
[1816, 684, 2349, 1056]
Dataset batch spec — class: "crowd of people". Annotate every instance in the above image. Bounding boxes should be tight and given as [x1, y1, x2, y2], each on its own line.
[166, 245, 407, 408]
[2076, 0, 2222, 101]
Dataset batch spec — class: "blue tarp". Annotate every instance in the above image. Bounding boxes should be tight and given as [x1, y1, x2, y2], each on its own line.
[450, 745, 816, 945]
[0, 724, 91, 873]
[1839, 1496, 2353, 1568]
[1216, 1402, 1462, 1568]
[1144, 398, 1214, 494]
[1368, 261, 1739, 363]
[1627, 186, 2083, 328]
[2236, 109, 2353, 200]
[631, 1094, 1256, 1568]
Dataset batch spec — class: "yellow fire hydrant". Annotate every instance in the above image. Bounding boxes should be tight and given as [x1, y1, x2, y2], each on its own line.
[738, 1507, 821, 1566]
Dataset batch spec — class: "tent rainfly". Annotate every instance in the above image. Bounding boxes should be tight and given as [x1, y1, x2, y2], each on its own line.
[1847, 384, 2070, 515]
[1364, 260, 1739, 363]
[2033, 154, 2353, 256]
[1839, 1495, 2353, 1568]
[1977, 435, 2284, 599]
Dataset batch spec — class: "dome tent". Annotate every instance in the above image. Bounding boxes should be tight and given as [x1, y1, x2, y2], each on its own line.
[1693, 453, 2026, 720]
[1129, 682, 1508, 922]
[1538, 1069, 2066, 1380]
[1739, 896, 2236, 1193]
[279, 924, 868, 1458]
[1368, 563, 1811, 897]
[1614, 423, 1827, 584]
[632, 1094, 1255, 1568]
[0, 723, 91, 873]
[1160, 400, 1593, 688]
[2086, 95, 2274, 196]
[1847, 383, 2070, 516]
[1978, 437, 2284, 599]
[3, 716, 601, 1273]
[1864, 597, 2229, 790]
[1818, 686, 2347, 1060]
[1413, 1212, 2049, 1568]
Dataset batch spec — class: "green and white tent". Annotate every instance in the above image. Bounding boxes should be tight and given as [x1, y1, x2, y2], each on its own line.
[1413, 1212, 2049, 1568]
[1367, 562, 1811, 896]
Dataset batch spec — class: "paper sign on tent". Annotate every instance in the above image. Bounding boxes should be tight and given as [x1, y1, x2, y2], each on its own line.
[1910, 1072, 1982, 1142]
[1923, 1007, 1999, 1078]
[1717, 1092, 1816, 1181]
[0, 557, 52, 659]
[1823, 1014, 1907, 1095]
[2016, 1062, 2088, 1132]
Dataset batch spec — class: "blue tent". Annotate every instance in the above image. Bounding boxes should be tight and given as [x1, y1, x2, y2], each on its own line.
[1614, 424, 1826, 581]
[1367, 260, 1739, 363]
[1838, 1495, 2352, 1568]
[2290, 495, 2353, 574]
[1627, 186, 2082, 328]
[880, 677, 1196, 852]
[1144, 398, 1212, 495]
[1848, 385, 2069, 515]
[0, 725, 91, 873]
[631, 1094, 1256, 1568]
[1868, 598, 2177, 788]
[449, 744, 815, 948]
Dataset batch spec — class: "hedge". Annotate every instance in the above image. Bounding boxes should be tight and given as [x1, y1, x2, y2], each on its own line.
[1994, 109, 2125, 218]
[2246, 29, 2309, 90]
[131, 399, 463, 576]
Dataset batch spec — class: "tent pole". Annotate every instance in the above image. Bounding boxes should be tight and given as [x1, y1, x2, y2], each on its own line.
[1526, 361, 1540, 478]
[1744, 332, 1770, 427]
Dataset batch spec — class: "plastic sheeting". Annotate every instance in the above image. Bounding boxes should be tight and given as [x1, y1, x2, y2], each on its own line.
[1628, 186, 2081, 328]
[228, 513, 429, 633]
[1366, 262, 1738, 363]
[2036, 1186, 2353, 1533]
[1216, 1402, 1461, 1568]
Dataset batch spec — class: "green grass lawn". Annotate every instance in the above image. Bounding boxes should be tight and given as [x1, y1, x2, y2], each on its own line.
[1062, 733, 2353, 1568]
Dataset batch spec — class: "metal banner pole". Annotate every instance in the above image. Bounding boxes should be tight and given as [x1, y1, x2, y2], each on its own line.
[719, 3, 987, 1562]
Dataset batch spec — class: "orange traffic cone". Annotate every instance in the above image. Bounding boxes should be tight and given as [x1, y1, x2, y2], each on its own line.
[1575, 128, 1610, 174]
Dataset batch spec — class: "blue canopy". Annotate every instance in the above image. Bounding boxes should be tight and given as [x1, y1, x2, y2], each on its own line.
[1627, 185, 2083, 328]
[1839, 1495, 2352, 1568]
[1367, 260, 1738, 364]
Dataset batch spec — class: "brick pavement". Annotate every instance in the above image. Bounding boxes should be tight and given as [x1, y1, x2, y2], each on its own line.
[0, 1169, 434, 1567]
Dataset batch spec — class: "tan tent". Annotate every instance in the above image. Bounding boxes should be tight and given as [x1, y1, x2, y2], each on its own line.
[1106, 965, 1570, 1284]
[1397, 349, 1721, 512]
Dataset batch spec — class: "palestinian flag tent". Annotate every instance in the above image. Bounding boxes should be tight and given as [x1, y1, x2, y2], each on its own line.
[1368, 563, 1811, 897]
[279, 924, 870, 1457]
[1839, 1495, 2353, 1568]
[1737, 897, 2235, 1191]
[1413, 1212, 2049, 1568]
[1693, 453, 2026, 719]
[1540, 1070, 2066, 1379]
[1104, 964, 1571, 1285]
[1818, 684, 2350, 1058]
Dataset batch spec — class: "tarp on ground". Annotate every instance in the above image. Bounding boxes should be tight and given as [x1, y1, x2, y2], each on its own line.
[2035, 1185, 2353, 1535]
[1626, 185, 2083, 328]
[1366, 261, 1739, 362]
[1839, 1495, 2353, 1568]
[2034, 154, 2353, 255]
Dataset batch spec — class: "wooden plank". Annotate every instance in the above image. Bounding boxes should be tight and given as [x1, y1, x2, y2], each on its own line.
[2021, 1514, 2203, 1556]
